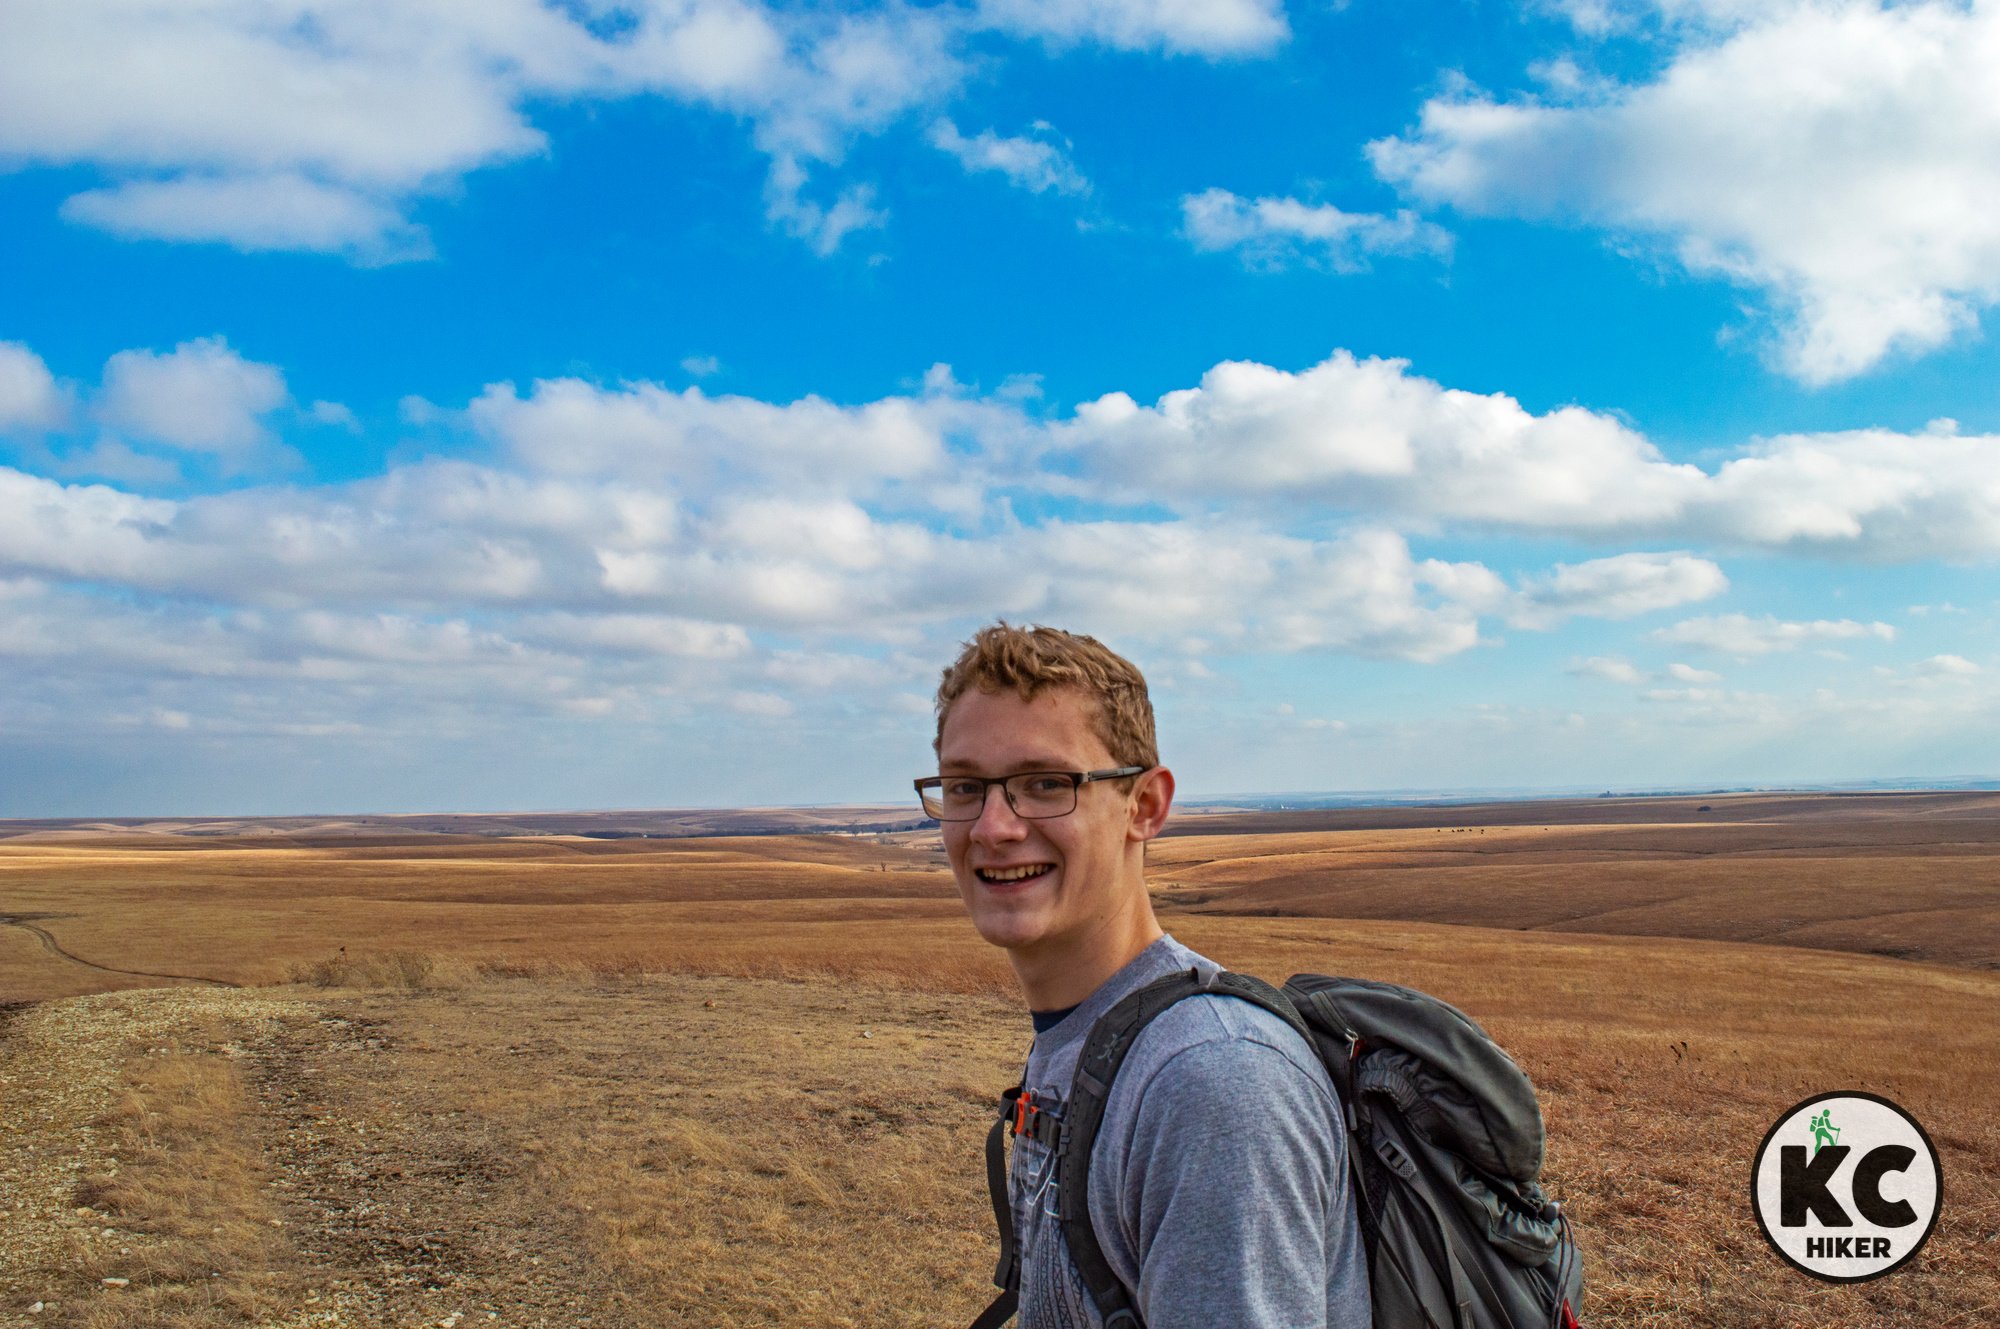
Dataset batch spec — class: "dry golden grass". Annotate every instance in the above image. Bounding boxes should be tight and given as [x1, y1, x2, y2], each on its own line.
[15, 929, 1992, 1329]
[66, 1023, 297, 1329]
[3, 801, 1997, 1327]
[1154, 819, 2000, 968]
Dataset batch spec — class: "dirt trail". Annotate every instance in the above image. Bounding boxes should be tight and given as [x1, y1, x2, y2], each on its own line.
[0, 986, 631, 1329]
[0, 915, 235, 989]
[1, 976, 1014, 1329]
[238, 1003, 626, 1328]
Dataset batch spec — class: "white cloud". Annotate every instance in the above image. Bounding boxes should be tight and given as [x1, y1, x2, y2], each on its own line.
[1641, 685, 1731, 704]
[15, 327, 2000, 809]
[0, 450, 1533, 664]
[0, 0, 964, 258]
[1534, 0, 1776, 35]
[762, 154, 889, 255]
[0, 342, 67, 433]
[1060, 350, 1708, 531]
[973, 0, 1289, 55]
[1023, 524, 1502, 662]
[1181, 188, 1451, 272]
[1569, 655, 1647, 684]
[928, 120, 1090, 196]
[61, 173, 431, 261]
[1534, 0, 1630, 35]
[55, 440, 186, 487]
[308, 400, 359, 430]
[1371, 1, 2000, 383]
[10, 332, 2000, 777]
[0, 467, 179, 585]
[681, 355, 722, 379]
[1696, 427, 2000, 560]
[515, 612, 753, 660]
[465, 374, 955, 496]
[1510, 551, 1727, 627]
[727, 690, 796, 719]
[1057, 350, 2000, 559]
[1655, 613, 1897, 656]
[1918, 653, 1980, 676]
[96, 337, 291, 460]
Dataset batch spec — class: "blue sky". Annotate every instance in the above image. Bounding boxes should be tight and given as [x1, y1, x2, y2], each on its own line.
[4, 0, 2000, 816]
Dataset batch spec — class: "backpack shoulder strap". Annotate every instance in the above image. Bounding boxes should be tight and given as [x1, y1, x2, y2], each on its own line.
[969, 1087, 1023, 1329]
[1058, 967, 1308, 1329]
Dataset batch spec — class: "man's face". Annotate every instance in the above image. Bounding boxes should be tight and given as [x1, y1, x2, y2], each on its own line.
[936, 685, 1142, 957]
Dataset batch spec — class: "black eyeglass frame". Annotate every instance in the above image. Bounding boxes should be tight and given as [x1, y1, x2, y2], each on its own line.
[913, 766, 1149, 821]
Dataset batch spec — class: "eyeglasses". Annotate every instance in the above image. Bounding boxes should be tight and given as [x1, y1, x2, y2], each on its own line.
[913, 767, 1148, 821]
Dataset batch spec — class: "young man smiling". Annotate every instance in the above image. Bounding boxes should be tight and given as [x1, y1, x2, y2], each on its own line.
[923, 623, 1369, 1329]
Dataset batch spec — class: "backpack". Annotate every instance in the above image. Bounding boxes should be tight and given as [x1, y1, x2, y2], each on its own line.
[970, 968, 1585, 1329]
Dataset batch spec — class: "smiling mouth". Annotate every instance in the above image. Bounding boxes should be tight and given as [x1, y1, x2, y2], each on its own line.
[976, 863, 1054, 885]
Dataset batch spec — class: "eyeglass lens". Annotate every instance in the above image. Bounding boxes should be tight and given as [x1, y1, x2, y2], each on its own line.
[922, 773, 1077, 820]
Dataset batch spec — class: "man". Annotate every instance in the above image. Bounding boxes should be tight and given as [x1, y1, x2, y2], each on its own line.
[922, 623, 1369, 1329]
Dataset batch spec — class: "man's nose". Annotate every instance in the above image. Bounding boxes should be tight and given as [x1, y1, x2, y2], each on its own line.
[969, 782, 1025, 841]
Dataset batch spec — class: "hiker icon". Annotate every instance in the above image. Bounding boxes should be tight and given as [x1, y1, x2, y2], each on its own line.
[1809, 1109, 1839, 1156]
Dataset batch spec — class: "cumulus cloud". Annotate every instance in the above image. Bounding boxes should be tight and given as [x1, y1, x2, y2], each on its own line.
[1918, 653, 1980, 676]
[1568, 654, 1647, 684]
[10, 332, 2000, 769]
[1655, 613, 1897, 656]
[12, 323, 2000, 815]
[3, 0, 1290, 261]
[1056, 350, 2000, 559]
[1696, 426, 2000, 560]
[0, 451, 1532, 664]
[0, 342, 67, 433]
[928, 120, 1090, 196]
[1181, 188, 1451, 272]
[0, 0, 967, 258]
[973, 0, 1289, 55]
[95, 337, 290, 458]
[61, 173, 432, 261]
[465, 374, 961, 497]
[1534, 0, 1775, 35]
[1371, 0, 2000, 382]
[1059, 350, 1706, 530]
[1509, 551, 1727, 628]
[1641, 685, 1734, 704]
[307, 401, 359, 430]
[761, 154, 889, 255]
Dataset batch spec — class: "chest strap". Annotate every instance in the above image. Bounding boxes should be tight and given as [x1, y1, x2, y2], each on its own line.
[968, 1085, 1069, 1328]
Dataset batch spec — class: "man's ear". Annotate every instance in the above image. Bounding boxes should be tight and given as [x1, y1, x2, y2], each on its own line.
[1127, 766, 1175, 843]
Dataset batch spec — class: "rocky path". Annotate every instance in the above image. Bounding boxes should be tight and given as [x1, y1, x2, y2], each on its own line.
[0, 988, 296, 1326]
[240, 1005, 628, 1328]
[3, 975, 1012, 1328]
[0, 988, 625, 1329]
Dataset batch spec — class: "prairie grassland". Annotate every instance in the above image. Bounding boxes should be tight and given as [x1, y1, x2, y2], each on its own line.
[1153, 817, 2000, 968]
[4, 803, 1997, 998]
[2, 924, 1995, 1329]
[2, 808, 1998, 1327]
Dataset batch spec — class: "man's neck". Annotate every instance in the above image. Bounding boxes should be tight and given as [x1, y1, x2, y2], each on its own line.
[1010, 898, 1165, 1012]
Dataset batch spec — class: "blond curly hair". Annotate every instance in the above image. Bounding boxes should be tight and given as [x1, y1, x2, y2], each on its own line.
[932, 622, 1157, 769]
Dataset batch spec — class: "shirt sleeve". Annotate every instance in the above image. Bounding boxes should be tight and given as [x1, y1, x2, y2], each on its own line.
[1099, 1030, 1358, 1329]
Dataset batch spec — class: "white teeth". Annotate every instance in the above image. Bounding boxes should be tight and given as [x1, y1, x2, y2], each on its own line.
[980, 864, 1051, 883]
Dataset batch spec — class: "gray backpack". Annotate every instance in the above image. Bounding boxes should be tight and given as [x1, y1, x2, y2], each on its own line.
[972, 968, 1585, 1329]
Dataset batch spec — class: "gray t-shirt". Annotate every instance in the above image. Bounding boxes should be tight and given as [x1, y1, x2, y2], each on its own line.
[1010, 935, 1371, 1328]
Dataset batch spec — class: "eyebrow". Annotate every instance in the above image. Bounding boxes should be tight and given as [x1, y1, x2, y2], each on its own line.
[937, 756, 1077, 774]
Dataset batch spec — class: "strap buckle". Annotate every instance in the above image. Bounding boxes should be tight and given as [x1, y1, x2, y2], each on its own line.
[1008, 1088, 1062, 1147]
